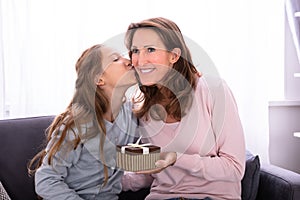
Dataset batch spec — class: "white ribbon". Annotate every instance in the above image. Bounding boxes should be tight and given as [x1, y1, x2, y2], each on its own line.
[121, 136, 152, 154]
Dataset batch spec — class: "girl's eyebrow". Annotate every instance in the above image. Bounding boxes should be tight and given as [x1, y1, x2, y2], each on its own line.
[109, 52, 119, 57]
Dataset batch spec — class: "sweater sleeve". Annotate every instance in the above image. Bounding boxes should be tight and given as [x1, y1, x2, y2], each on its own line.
[175, 78, 246, 182]
[35, 133, 84, 200]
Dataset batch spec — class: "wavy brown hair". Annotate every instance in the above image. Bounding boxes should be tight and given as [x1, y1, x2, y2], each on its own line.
[28, 44, 110, 185]
[125, 17, 198, 121]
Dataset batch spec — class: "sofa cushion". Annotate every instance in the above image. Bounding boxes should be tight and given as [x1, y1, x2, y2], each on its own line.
[241, 150, 260, 200]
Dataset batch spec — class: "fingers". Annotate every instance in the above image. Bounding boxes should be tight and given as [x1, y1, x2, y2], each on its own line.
[135, 160, 167, 174]
[134, 152, 177, 174]
[155, 160, 167, 168]
[162, 152, 177, 166]
[135, 167, 164, 174]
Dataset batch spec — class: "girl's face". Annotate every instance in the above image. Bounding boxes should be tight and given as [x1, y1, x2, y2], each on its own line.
[130, 28, 175, 86]
[99, 46, 136, 89]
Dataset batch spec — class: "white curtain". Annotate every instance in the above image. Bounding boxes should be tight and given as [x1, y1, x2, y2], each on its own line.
[0, 0, 285, 162]
[0, 1, 4, 118]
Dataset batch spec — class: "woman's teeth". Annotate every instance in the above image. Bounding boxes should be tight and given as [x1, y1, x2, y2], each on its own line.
[140, 68, 154, 73]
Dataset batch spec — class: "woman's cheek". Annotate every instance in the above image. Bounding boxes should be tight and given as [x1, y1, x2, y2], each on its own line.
[131, 55, 138, 66]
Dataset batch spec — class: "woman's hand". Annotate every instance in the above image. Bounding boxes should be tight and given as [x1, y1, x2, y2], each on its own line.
[136, 152, 177, 174]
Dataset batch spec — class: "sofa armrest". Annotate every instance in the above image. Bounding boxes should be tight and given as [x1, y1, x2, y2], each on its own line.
[256, 163, 300, 200]
[0, 116, 54, 200]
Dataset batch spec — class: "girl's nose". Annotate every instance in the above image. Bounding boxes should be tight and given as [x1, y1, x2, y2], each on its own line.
[127, 63, 133, 69]
[124, 59, 133, 69]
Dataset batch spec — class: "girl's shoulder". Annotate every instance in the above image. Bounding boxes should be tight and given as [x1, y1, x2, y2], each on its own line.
[51, 120, 94, 142]
[120, 100, 136, 119]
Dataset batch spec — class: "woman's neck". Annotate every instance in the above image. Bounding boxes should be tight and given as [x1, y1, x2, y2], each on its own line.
[165, 115, 180, 123]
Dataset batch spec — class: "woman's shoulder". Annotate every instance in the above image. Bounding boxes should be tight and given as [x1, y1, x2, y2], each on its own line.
[197, 75, 230, 93]
[195, 75, 232, 104]
[197, 74, 225, 88]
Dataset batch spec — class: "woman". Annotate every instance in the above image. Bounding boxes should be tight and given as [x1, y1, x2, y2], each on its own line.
[122, 17, 246, 200]
[28, 44, 138, 200]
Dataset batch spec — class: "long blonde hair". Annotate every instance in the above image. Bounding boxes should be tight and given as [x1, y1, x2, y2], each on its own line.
[28, 44, 110, 185]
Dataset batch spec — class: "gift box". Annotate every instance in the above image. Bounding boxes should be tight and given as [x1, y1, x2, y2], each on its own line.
[116, 138, 160, 172]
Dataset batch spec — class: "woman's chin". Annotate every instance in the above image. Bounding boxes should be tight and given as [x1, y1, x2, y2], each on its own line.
[140, 81, 157, 86]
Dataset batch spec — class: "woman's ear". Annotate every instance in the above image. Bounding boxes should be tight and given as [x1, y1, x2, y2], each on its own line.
[169, 48, 181, 64]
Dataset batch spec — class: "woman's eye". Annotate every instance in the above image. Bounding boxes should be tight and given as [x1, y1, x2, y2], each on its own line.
[147, 47, 155, 53]
[131, 48, 139, 54]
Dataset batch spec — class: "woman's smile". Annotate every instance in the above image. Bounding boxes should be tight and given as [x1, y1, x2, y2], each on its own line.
[138, 67, 156, 74]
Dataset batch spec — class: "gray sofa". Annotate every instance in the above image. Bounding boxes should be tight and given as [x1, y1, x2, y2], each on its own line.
[0, 116, 299, 200]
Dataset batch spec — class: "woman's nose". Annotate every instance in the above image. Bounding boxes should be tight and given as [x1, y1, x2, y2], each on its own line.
[136, 51, 147, 67]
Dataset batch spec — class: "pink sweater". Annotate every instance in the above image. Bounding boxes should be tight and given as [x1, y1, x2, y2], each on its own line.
[122, 76, 246, 200]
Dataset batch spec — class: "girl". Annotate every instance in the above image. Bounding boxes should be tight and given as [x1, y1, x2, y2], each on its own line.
[28, 44, 138, 200]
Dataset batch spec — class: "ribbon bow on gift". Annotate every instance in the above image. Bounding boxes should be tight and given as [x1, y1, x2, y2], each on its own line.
[121, 136, 152, 154]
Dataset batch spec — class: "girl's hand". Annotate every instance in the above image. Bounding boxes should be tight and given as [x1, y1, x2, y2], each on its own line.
[136, 152, 177, 174]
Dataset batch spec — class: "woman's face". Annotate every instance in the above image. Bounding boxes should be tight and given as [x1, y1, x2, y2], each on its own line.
[99, 46, 136, 89]
[130, 28, 174, 86]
